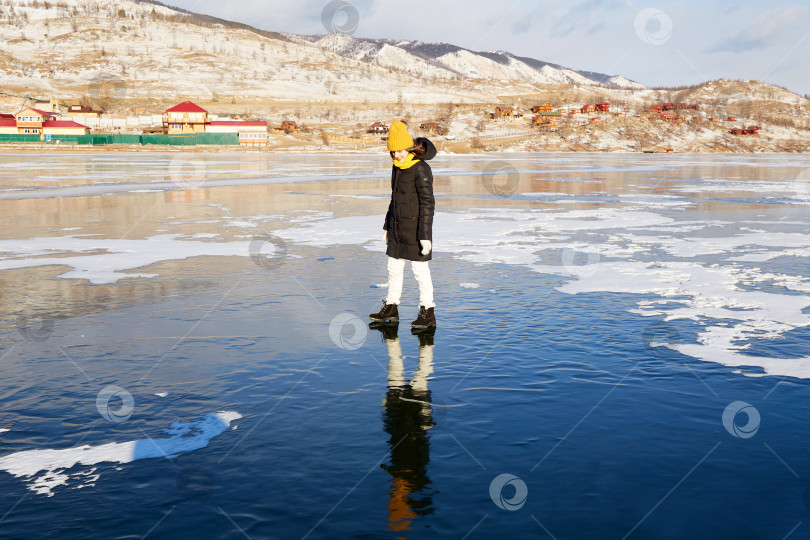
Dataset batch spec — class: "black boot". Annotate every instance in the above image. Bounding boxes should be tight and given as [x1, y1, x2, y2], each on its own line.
[411, 306, 436, 329]
[369, 300, 398, 323]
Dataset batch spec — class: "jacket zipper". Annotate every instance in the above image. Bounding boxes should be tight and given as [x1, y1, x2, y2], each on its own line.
[392, 168, 400, 242]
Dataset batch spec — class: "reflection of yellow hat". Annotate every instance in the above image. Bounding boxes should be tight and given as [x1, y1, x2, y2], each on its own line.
[387, 121, 414, 152]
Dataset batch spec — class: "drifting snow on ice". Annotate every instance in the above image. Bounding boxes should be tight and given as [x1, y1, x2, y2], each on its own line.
[0, 412, 242, 496]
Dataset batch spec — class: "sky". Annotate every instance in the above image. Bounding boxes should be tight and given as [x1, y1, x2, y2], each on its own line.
[167, 0, 810, 96]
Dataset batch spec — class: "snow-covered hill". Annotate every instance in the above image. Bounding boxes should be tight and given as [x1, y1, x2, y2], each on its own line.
[681, 79, 802, 105]
[0, 0, 804, 119]
[0, 0, 650, 108]
[307, 34, 644, 89]
[0, 0, 512, 106]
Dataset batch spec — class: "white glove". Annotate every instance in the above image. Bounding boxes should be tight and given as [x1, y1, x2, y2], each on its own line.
[382, 231, 388, 243]
[420, 240, 431, 255]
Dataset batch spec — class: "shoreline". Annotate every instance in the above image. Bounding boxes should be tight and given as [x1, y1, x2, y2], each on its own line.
[0, 144, 805, 155]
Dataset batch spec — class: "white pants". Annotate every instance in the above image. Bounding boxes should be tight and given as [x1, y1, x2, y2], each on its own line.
[385, 257, 434, 308]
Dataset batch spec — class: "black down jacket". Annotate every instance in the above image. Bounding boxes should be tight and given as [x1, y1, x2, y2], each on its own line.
[383, 137, 436, 262]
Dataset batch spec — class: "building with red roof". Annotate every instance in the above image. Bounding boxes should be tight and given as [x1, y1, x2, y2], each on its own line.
[0, 108, 89, 137]
[0, 118, 18, 134]
[42, 120, 91, 135]
[161, 100, 267, 144]
[163, 101, 210, 134]
[14, 107, 56, 135]
[208, 120, 268, 145]
[166, 101, 208, 114]
[208, 121, 267, 127]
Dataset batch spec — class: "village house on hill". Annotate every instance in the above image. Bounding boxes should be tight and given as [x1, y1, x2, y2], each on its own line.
[279, 120, 297, 134]
[162, 100, 268, 145]
[368, 121, 387, 134]
[31, 99, 60, 113]
[494, 106, 515, 118]
[530, 102, 554, 114]
[163, 101, 210, 134]
[0, 107, 90, 138]
[419, 121, 448, 135]
[66, 105, 101, 119]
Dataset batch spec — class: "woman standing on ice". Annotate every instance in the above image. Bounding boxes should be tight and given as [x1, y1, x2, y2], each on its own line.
[370, 121, 437, 329]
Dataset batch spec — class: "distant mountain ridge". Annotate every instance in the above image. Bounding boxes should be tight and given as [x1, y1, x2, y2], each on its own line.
[131, 0, 641, 89]
[303, 33, 646, 89]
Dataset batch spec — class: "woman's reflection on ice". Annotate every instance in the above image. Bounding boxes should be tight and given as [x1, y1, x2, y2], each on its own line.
[372, 323, 436, 534]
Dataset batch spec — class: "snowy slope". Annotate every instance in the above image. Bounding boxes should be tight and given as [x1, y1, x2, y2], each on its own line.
[315, 34, 453, 80]
[538, 65, 593, 86]
[0, 0, 647, 106]
[315, 33, 379, 62]
[437, 49, 521, 80]
[309, 36, 645, 89]
[607, 76, 646, 90]
[374, 44, 455, 79]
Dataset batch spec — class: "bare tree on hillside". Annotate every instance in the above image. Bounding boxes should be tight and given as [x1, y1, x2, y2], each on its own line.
[437, 102, 453, 123]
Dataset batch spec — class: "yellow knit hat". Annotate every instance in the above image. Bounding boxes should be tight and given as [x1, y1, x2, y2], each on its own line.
[387, 121, 414, 152]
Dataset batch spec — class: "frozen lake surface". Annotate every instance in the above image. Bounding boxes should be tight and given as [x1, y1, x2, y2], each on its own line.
[1, 152, 810, 538]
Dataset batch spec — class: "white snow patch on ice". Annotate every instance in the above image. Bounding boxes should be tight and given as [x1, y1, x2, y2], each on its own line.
[0, 411, 241, 497]
[460, 282, 480, 288]
[0, 234, 251, 284]
[225, 220, 258, 228]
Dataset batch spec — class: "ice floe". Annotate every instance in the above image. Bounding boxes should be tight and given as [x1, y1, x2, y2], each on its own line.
[0, 234, 251, 284]
[0, 411, 241, 496]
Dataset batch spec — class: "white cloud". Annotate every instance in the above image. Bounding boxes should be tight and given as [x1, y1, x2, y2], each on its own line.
[704, 5, 807, 53]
